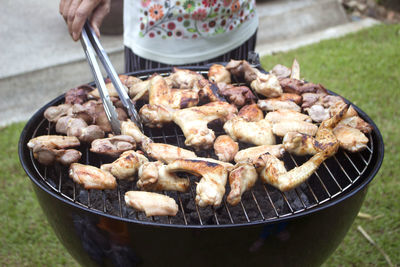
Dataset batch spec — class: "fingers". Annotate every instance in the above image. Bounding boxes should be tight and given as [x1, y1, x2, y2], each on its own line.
[60, 0, 73, 21]
[70, 0, 101, 41]
[90, 0, 111, 37]
[67, 0, 82, 37]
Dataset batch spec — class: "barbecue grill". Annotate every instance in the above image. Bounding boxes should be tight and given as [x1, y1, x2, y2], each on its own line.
[19, 66, 384, 266]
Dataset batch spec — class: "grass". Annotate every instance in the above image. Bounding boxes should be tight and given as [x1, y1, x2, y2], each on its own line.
[0, 24, 399, 266]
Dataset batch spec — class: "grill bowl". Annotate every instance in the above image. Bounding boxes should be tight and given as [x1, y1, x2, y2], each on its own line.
[19, 66, 384, 266]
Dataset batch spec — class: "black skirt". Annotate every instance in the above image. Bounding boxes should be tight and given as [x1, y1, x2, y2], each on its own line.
[124, 31, 257, 72]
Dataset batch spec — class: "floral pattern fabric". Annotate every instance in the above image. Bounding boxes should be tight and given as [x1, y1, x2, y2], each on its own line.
[138, 0, 256, 39]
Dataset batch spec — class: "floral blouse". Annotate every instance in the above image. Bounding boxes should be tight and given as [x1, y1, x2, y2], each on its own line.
[124, 0, 258, 64]
[137, 0, 256, 39]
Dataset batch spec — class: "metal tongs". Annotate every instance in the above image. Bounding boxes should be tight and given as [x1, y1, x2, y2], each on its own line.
[80, 21, 143, 134]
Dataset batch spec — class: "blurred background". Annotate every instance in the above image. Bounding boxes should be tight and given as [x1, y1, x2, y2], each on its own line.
[0, 0, 399, 266]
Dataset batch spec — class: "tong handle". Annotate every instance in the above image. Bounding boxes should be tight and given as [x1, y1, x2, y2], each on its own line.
[84, 23, 143, 132]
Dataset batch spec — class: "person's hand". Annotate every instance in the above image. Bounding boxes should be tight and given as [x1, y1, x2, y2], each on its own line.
[59, 0, 111, 41]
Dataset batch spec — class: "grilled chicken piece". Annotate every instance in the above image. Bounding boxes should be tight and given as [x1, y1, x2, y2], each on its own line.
[30, 145, 81, 166]
[224, 117, 275, 146]
[167, 67, 204, 89]
[234, 144, 285, 164]
[172, 101, 237, 150]
[250, 72, 283, 98]
[217, 83, 256, 108]
[258, 99, 301, 112]
[44, 104, 72, 122]
[238, 104, 264, 122]
[337, 116, 372, 133]
[272, 121, 318, 137]
[259, 152, 326, 192]
[290, 59, 300, 80]
[27, 135, 80, 149]
[121, 120, 153, 149]
[69, 163, 117, 190]
[270, 93, 302, 105]
[333, 125, 369, 152]
[124, 191, 178, 217]
[213, 135, 239, 162]
[283, 104, 349, 156]
[56, 116, 104, 142]
[129, 80, 150, 101]
[149, 75, 199, 109]
[227, 163, 258, 206]
[208, 64, 231, 84]
[265, 110, 312, 124]
[65, 85, 93, 104]
[100, 150, 148, 180]
[271, 64, 291, 79]
[279, 78, 326, 95]
[166, 158, 233, 207]
[88, 74, 133, 99]
[329, 101, 358, 119]
[90, 135, 137, 157]
[225, 60, 258, 83]
[88, 81, 129, 99]
[145, 143, 197, 163]
[137, 161, 190, 192]
[307, 104, 330, 122]
[283, 133, 318, 156]
[139, 104, 174, 128]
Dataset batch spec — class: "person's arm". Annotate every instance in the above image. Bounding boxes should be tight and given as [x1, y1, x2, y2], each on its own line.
[59, 0, 111, 41]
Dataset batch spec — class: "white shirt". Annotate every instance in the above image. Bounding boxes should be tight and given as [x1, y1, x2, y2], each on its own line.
[124, 0, 258, 65]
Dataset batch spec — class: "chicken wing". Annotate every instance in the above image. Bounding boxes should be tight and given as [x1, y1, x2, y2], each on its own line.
[238, 104, 264, 122]
[124, 191, 178, 217]
[149, 75, 199, 109]
[259, 152, 326, 192]
[166, 158, 233, 207]
[137, 161, 190, 192]
[279, 78, 326, 95]
[90, 135, 137, 157]
[144, 143, 197, 163]
[27, 135, 80, 149]
[208, 64, 231, 84]
[139, 104, 174, 128]
[213, 135, 239, 162]
[227, 163, 258, 206]
[337, 116, 372, 133]
[167, 67, 204, 89]
[100, 150, 148, 180]
[333, 125, 369, 152]
[223, 117, 275, 146]
[172, 101, 237, 150]
[121, 120, 153, 149]
[258, 99, 301, 112]
[272, 120, 318, 137]
[250, 72, 283, 98]
[283, 104, 349, 156]
[234, 144, 285, 164]
[265, 110, 312, 124]
[69, 163, 117, 190]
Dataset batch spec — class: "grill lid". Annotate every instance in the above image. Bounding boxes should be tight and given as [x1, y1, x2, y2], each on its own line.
[19, 66, 384, 228]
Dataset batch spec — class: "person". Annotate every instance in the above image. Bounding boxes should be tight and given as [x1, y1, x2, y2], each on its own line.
[59, 0, 258, 72]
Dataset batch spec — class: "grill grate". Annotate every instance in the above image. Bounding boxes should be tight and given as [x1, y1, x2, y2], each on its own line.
[28, 68, 374, 226]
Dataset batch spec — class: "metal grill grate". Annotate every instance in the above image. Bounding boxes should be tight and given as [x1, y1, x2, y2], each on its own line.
[28, 68, 374, 226]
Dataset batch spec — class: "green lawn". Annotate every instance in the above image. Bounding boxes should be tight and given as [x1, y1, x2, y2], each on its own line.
[1, 24, 399, 266]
